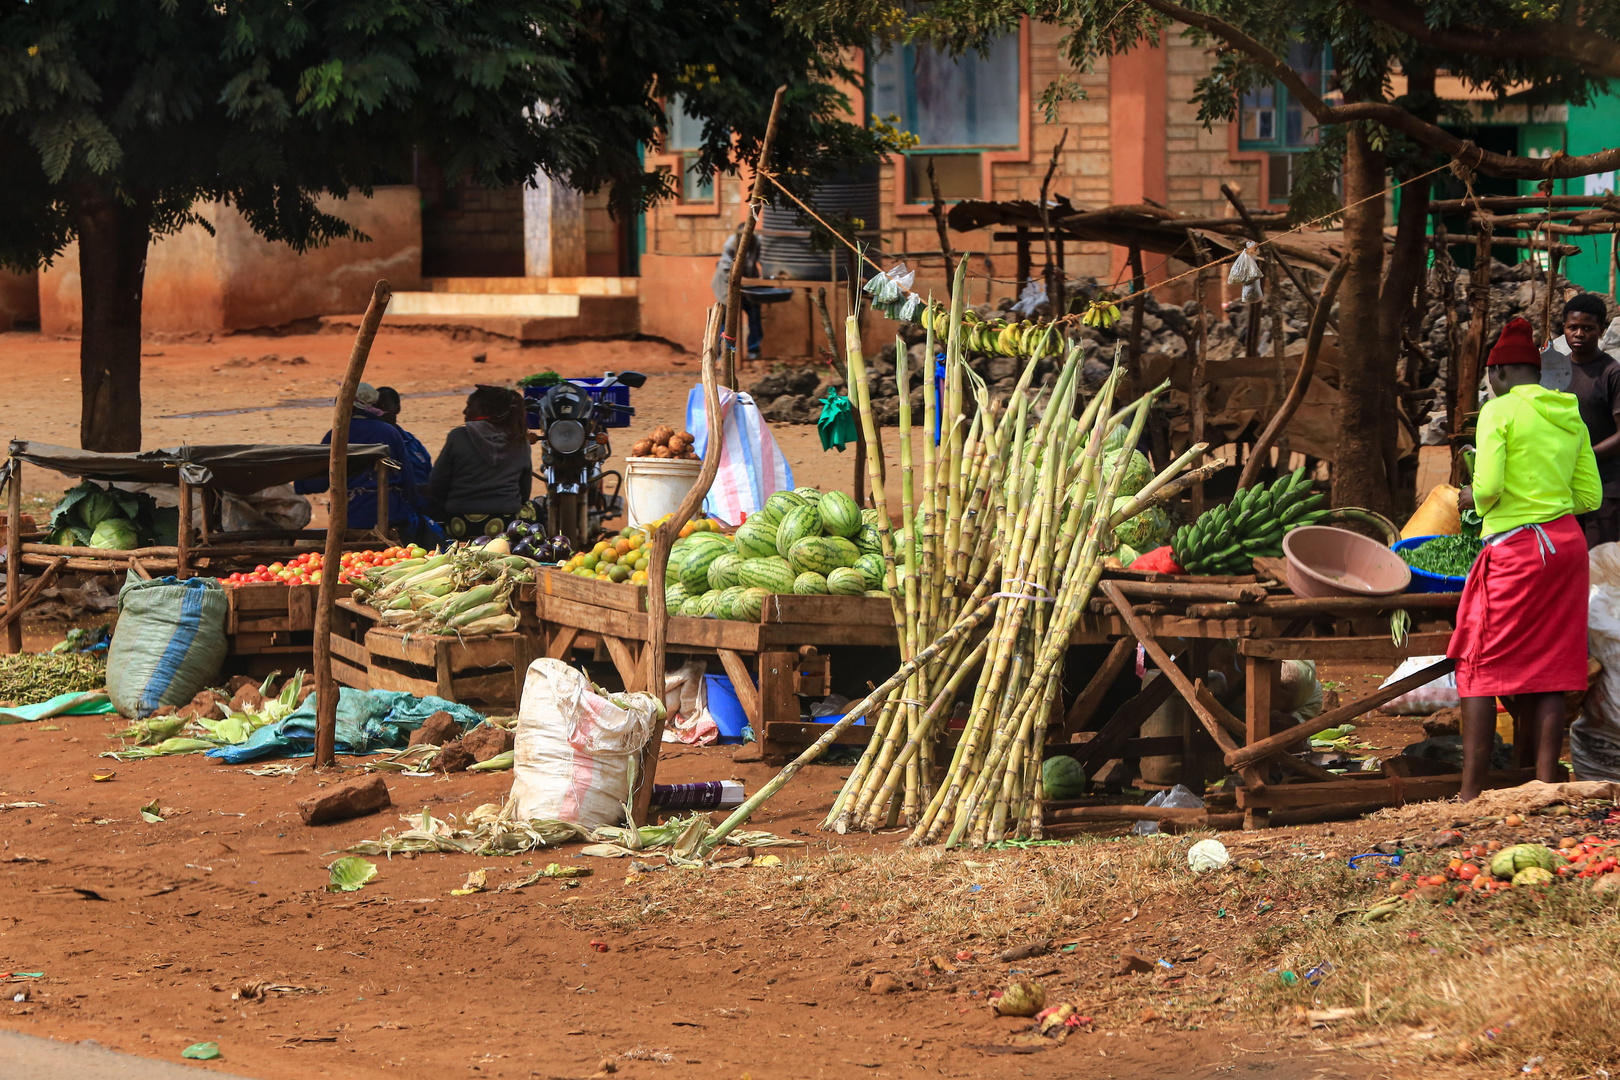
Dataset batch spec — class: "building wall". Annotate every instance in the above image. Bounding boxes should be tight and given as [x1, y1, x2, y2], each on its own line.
[1555, 86, 1620, 294]
[40, 186, 424, 336]
[0, 269, 40, 331]
[637, 21, 1266, 357]
[422, 181, 526, 278]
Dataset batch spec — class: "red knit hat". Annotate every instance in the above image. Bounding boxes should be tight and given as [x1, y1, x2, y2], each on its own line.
[1487, 317, 1541, 367]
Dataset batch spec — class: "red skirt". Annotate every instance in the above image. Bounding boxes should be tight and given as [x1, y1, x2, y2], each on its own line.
[1448, 514, 1588, 697]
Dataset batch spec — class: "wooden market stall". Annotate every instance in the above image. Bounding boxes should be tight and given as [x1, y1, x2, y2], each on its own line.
[2, 440, 398, 655]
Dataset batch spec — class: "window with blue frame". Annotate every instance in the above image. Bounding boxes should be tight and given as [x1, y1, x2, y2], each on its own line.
[869, 31, 1021, 202]
[665, 96, 714, 203]
[1237, 42, 1332, 204]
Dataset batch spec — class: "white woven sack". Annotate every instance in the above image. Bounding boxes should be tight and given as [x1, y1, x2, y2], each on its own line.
[509, 658, 658, 826]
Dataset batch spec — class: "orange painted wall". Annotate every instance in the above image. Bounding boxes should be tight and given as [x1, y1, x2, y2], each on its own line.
[0, 269, 40, 330]
[1109, 39, 1169, 286]
[40, 187, 423, 337]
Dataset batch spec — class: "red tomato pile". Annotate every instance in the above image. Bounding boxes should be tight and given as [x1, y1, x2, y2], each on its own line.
[1557, 835, 1619, 879]
[223, 545, 426, 587]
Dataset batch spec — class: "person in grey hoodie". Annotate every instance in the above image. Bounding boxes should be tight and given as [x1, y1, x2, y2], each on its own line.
[427, 386, 534, 539]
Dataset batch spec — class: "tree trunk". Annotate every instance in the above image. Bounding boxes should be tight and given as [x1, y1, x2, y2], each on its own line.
[73, 186, 152, 452]
[1332, 123, 1390, 513]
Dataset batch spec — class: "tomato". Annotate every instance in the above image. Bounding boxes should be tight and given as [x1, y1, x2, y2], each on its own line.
[1458, 864, 1479, 880]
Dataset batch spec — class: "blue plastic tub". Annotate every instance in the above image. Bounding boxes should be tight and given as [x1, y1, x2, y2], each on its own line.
[523, 378, 634, 429]
[704, 674, 748, 743]
[1391, 534, 1471, 593]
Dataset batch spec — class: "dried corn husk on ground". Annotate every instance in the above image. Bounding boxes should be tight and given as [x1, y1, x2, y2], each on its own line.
[699, 263, 1209, 854]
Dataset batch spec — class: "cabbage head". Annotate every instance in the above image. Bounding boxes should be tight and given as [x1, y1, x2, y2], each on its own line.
[1111, 496, 1171, 551]
[89, 517, 139, 550]
[1103, 448, 1153, 497]
[76, 490, 121, 529]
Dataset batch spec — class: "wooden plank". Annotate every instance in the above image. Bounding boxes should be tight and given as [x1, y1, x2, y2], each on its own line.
[601, 634, 644, 693]
[758, 593, 896, 628]
[232, 586, 294, 612]
[1243, 655, 1274, 829]
[1067, 676, 1176, 772]
[1237, 768, 1540, 810]
[1109, 580, 1269, 602]
[1238, 632, 1453, 660]
[537, 569, 647, 613]
[1185, 593, 1461, 619]
[1226, 656, 1458, 771]
[1060, 637, 1134, 735]
[717, 649, 761, 727]
[331, 655, 371, 691]
[329, 633, 368, 667]
[545, 624, 581, 661]
[763, 720, 872, 748]
[366, 629, 438, 666]
[287, 584, 316, 631]
[365, 664, 439, 697]
[450, 670, 521, 706]
[757, 650, 802, 764]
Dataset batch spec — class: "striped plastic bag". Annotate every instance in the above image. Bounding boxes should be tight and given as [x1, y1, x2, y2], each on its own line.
[106, 574, 228, 718]
[685, 386, 794, 525]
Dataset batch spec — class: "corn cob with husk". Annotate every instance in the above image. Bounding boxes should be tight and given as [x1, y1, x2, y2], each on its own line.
[707, 260, 1212, 850]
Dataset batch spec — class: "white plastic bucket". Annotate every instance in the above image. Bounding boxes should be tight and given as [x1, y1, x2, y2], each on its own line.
[624, 456, 703, 528]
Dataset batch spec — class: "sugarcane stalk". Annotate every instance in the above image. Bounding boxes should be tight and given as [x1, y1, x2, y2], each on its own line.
[701, 580, 1004, 853]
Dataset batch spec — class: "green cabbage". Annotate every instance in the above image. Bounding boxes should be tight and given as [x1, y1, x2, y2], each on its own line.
[76, 490, 121, 529]
[1104, 448, 1154, 497]
[48, 525, 91, 547]
[89, 517, 139, 550]
[1111, 496, 1171, 551]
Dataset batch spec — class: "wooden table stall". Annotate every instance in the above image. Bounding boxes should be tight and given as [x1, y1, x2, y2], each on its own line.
[3, 440, 401, 655]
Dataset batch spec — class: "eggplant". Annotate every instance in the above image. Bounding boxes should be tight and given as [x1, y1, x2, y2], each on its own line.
[506, 521, 528, 540]
[512, 538, 536, 558]
[472, 535, 492, 547]
[549, 534, 573, 557]
[535, 539, 557, 563]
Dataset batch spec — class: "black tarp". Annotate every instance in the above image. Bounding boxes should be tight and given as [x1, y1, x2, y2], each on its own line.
[7, 441, 392, 496]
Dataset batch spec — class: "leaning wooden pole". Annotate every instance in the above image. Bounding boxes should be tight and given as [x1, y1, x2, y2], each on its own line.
[632, 305, 725, 826]
[723, 85, 787, 390]
[5, 457, 20, 654]
[313, 280, 391, 768]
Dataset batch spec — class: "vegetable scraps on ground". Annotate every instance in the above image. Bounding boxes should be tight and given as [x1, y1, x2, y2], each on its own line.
[0, 652, 106, 704]
[1398, 534, 1483, 578]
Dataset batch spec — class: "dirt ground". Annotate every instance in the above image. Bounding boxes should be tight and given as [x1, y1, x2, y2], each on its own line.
[0, 324, 904, 518]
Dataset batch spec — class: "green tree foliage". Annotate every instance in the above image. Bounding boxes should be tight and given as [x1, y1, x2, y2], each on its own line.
[0, 0, 883, 450]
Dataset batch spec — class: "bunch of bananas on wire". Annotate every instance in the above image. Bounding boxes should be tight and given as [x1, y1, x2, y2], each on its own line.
[1170, 467, 1329, 575]
[920, 305, 1057, 358]
[1081, 295, 1121, 329]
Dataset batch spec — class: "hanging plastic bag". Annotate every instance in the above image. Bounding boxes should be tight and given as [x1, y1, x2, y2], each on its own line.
[1011, 279, 1048, 318]
[864, 262, 919, 320]
[1228, 241, 1264, 304]
[1573, 544, 1620, 780]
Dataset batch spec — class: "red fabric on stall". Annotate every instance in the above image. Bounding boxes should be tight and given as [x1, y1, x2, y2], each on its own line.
[1448, 514, 1589, 697]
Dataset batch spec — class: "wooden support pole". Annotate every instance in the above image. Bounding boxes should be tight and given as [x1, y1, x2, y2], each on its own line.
[633, 305, 725, 826]
[724, 86, 786, 390]
[1458, 231, 1494, 443]
[176, 476, 192, 581]
[6, 457, 21, 653]
[374, 458, 391, 542]
[314, 280, 392, 768]
[1060, 636, 1134, 735]
[1126, 244, 1146, 389]
[0, 556, 64, 636]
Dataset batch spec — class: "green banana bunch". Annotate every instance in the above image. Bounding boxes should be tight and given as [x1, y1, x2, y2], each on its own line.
[1170, 466, 1330, 575]
[918, 305, 1058, 359]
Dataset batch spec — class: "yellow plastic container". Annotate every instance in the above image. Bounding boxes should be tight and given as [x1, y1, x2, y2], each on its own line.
[1402, 484, 1461, 539]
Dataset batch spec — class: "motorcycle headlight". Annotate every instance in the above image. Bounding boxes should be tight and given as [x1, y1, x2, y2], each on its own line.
[548, 419, 586, 454]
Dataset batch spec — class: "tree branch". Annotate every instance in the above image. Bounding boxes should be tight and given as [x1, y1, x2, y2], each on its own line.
[1347, 0, 1620, 78]
[1137, 0, 1620, 180]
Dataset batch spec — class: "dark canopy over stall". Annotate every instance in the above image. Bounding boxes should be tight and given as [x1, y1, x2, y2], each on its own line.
[6, 441, 391, 496]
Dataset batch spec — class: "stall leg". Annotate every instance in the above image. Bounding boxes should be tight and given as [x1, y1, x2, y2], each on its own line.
[1243, 655, 1275, 830]
[758, 650, 799, 765]
[374, 459, 392, 542]
[177, 477, 192, 581]
[1182, 640, 1210, 788]
[5, 458, 20, 654]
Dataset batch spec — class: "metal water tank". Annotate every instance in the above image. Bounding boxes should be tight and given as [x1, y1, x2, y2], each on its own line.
[757, 166, 882, 281]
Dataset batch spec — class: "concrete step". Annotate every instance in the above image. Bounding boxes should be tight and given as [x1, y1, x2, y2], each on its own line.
[423, 276, 638, 297]
[323, 293, 638, 342]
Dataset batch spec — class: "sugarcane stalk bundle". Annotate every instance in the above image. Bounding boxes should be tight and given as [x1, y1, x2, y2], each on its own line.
[700, 261, 1213, 853]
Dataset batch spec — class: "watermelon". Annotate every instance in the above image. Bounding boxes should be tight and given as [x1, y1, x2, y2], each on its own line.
[761, 490, 806, 524]
[853, 552, 886, 589]
[678, 595, 706, 617]
[793, 571, 829, 595]
[818, 490, 862, 538]
[775, 504, 824, 559]
[826, 567, 866, 596]
[738, 556, 796, 593]
[681, 531, 729, 550]
[863, 589, 887, 598]
[853, 523, 884, 557]
[734, 517, 779, 559]
[714, 585, 748, 620]
[665, 581, 692, 609]
[793, 486, 823, 503]
[860, 508, 882, 526]
[680, 543, 727, 593]
[789, 536, 852, 576]
[707, 551, 744, 591]
[696, 589, 724, 616]
[736, 587, 768, 623]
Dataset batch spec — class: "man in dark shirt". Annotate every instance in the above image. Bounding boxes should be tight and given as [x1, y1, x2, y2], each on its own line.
[1562, 293, 1620, 547]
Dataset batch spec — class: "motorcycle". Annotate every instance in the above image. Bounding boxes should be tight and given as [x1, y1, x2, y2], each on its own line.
[531, 370, 646, 550]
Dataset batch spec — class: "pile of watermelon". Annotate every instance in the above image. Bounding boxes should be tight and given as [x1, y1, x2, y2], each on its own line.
[667, 486, 890, 621]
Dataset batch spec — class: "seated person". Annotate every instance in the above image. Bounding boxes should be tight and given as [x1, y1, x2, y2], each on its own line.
[427, 386, 534, 539]
[294, 382, 420, 536]
[374, 386, 433, 489]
